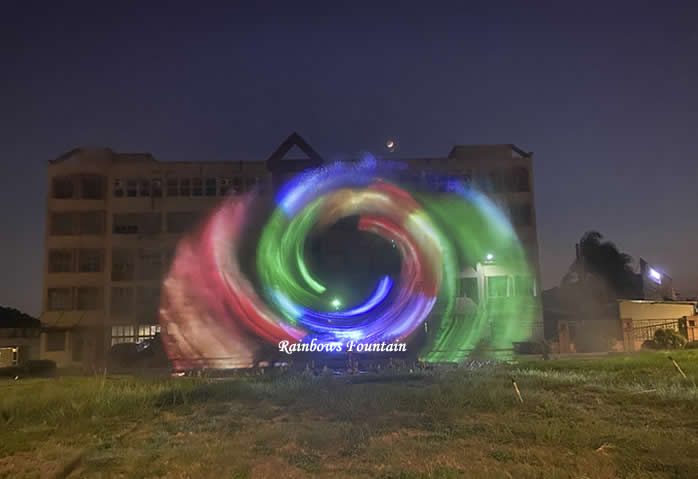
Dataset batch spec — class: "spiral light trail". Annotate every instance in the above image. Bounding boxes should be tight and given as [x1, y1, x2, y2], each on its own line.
[160, 156, 537, 369]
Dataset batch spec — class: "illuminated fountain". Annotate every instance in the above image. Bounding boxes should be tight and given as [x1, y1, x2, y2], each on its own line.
[159, 156, 538, 370]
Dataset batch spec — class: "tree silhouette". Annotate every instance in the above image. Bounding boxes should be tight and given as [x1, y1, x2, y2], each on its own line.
[562, 231, 639, 299]
[0, 306, 40, 328]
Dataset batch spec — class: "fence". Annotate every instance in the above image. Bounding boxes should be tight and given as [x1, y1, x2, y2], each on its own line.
[632, 319, 681, 342]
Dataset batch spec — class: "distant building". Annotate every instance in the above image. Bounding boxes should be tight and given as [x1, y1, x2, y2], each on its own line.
[0, 307, 41, 367]
[543, 252, 683, 353]
[0, 329, 39, 367]
[618, 299, 697, 351]
[41, 133, 543, 368]
[638, 258, 676, 300]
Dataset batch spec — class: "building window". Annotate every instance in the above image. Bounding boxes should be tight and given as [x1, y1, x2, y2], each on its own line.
[139, 251, 162, 280]
[136, 213, 161, 235]
[167, 178, 179, 196]
[205, 178, 217, 196]
[80, 176, 104, 199]
[431, 177, 447, 192]
[113, 214, 138, 234]
[78, 249, 103, 272]
[112, 250, 136, 281]
[232, 177, 242, 194]
[138, 286, 161, 318]
[111, 325, 135, 346]
[111, 287, 134, 313]
[45, 331, 66, 351]
[139, 179, 151, 197]
[219, 178, 230, 195]
[412, 172, 425, 186]
[47, 288, 73, 311]
[427, 175, 438, 191]
[137, 324, 161, 342]
[487, 276, 508, 298]
[152, 179, 163, 197]
[514, 275, 535, 297]
[489, 172, 505, 193]
[51, 212, 75, 235]
[76, 287, 103, 310]
[513, 167, 530, 192]
[114, 179, 124, 197]
[163, 248, 175, 270]
[111, 325, 159, 346]
[113, 213, 162, 235]
[256, 176, 266, 193]
[53, 177, 74, 199]
[72, 335, 84, 361]
[126, 179, 138, 197]
[48, 249, 74, 273]
[79, 211, 105, 235]
[510, 202, 532, 226]
[180, 178, 191, 196]
[459, 277, 479, 303]
[192, 178, 203, 196]
[167, 212, 198, 234]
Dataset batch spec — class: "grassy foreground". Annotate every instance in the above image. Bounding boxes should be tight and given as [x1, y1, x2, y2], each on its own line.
[1, 351, 698, 479]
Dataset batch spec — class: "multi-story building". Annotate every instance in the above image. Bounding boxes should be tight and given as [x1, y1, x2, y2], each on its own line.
[40, 133, 542, 368]
[404, 144, 540, 301]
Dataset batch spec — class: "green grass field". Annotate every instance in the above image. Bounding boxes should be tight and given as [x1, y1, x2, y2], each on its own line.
[1, 351, 697, 479]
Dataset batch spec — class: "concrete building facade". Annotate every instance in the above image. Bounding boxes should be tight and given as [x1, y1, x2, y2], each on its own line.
[41, 134, 542, 368]
[402, 145, 543, 347]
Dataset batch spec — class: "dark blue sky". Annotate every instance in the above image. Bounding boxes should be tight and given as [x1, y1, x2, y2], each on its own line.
[2, 1, 697, 315]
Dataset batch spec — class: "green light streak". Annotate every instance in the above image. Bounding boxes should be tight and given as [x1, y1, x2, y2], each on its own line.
[416, 192, 538, 362]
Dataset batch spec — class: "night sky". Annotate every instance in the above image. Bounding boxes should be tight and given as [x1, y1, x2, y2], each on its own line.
[2, 2, 697, 316]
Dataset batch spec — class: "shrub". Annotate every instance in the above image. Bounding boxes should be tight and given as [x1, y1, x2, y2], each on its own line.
[108, 342, 140, 368]
[651, 329, 686, 350]
[0, 360, 56, 377]
[513, 342, 543, 354]
[641, 339, 661, 350]
[23, 360, 57, 376]
[0, 366, 22, 377]
[469, 339, 494, 359]
[684, 341, 698, 350]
